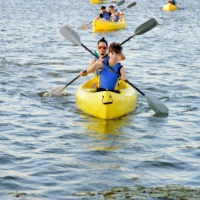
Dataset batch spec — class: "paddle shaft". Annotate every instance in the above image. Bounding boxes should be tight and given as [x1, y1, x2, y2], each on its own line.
[125, 80, 145, 96]
[81, 43, 146, 96]
[65, 75, 80, 87]
[64, 69, 88, 87]
[87, 21, 92, 26]
[120, 35, 135, 45]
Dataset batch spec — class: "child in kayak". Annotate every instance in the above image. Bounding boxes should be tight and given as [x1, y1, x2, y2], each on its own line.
[91, 37, 125, 73]
[82, 37, 125, 80]
[79, 42, 127, 92]
[166, 0, 176, 5]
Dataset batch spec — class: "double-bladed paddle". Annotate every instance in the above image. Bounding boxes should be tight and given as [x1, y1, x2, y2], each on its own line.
[38, 18, 159, 98]
[39, 18, 169, 114]
[58, 19, 169, 114]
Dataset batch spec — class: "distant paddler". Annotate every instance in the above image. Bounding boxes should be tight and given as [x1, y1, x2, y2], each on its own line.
[166, 0, 176, 5]
[96, 6, 111, 21]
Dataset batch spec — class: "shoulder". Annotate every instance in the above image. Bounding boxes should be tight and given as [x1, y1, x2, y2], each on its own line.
[119, 64, 123, 69]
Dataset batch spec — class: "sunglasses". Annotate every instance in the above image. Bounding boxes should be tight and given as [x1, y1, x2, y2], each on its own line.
[98, 46, 107, 50]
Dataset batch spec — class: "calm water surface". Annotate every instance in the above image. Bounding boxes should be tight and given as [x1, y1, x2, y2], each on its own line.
[0, 0, 200, 199]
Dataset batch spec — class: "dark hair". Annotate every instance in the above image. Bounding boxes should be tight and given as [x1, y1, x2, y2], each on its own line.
[97, 37, 108, 46]
[108, 42, 122, 54]
[101, 6, 106, 10]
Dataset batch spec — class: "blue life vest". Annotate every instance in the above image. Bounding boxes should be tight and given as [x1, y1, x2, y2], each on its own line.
[113, 15, 119, 22]
[99, 62, 122, 90]
[102, 12, 110, 21]
[112, 9, 119, 22]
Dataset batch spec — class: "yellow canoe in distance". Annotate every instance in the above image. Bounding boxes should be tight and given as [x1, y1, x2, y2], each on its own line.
[92, 18, 126, 32]
[90, 0, 108, 4]
[76, 76, 137, 120]
[162, 3, 178, 11]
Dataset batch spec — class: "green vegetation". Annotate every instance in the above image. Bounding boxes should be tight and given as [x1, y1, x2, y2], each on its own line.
[73, 184, 200, 200]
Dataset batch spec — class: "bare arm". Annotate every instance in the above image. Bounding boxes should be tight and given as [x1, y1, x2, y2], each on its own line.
[79, 58, 103, 76]
[119, 66, 127, 81]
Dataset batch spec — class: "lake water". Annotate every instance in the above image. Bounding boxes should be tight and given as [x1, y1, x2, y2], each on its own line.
[0, 0, 200, 199]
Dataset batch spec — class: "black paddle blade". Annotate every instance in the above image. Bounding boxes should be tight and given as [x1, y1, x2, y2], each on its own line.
[127, 2, 136, 8]
[120, 18, 158, 45]
[116, 0, 125, 6]
[134, 18, 158, 36]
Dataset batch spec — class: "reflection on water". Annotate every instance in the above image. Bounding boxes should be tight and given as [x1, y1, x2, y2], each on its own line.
[79, 114, 131, 135]
[78, 114, 133, 152]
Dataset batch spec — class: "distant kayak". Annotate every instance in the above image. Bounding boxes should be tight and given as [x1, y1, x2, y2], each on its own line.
[162, 3, 178, 11]
[90, 0, 108, 4]
[92, 18, 126, 32]
[76, 76, 137, 120]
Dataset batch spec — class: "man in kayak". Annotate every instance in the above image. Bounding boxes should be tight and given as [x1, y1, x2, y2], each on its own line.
[109, 5, 123, 22]
[166, 0, 176, 5]
[79, 42, 127, 92]
[88, 37, 125, 76]
[96, 6, 111, 21]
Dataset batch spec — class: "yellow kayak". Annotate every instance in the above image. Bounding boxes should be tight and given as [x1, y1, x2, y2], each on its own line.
[92, 18, 126, 32]
[162, 3, 178, 11]
[90, 0, 108, 4]
[76, 76, 137, 120]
